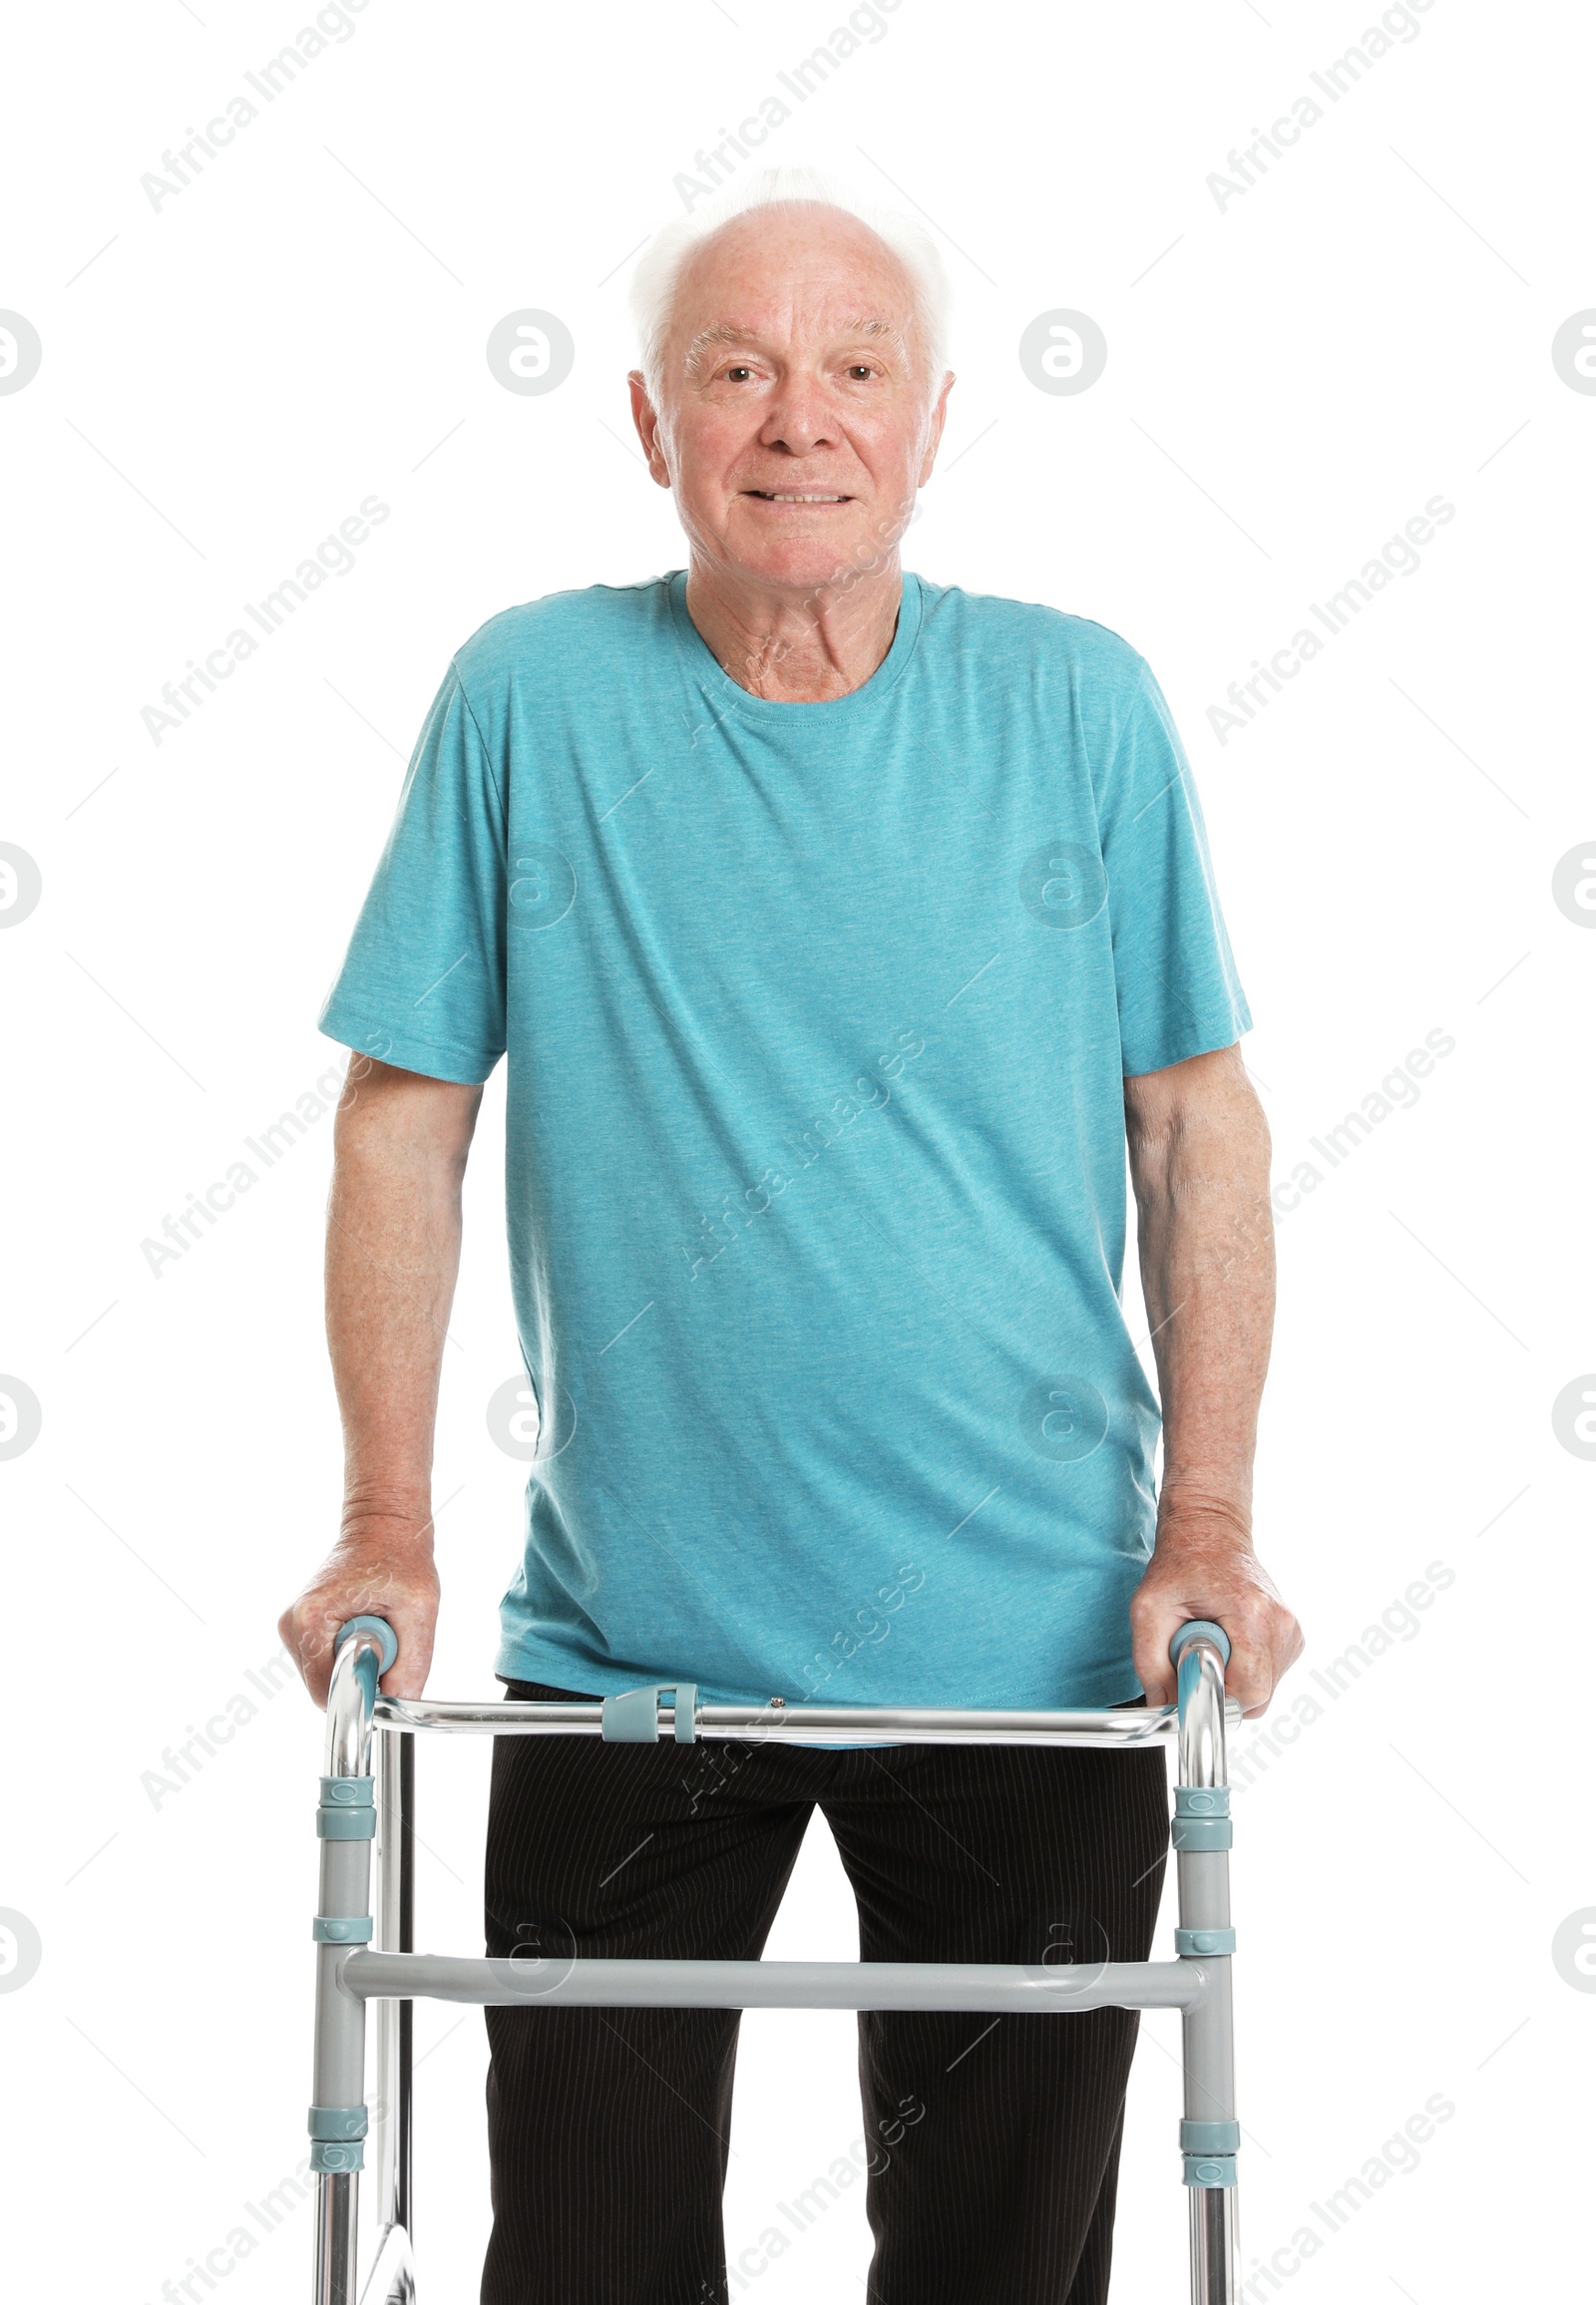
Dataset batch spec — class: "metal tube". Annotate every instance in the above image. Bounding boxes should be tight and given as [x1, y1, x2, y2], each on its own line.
[372, 1695, 1238, 1743]
[312, 1922, 370, 2110]
[312, 1635, 381, 2305]
[313, 2172, 358, 2305]
[1177, 1638, 1238, 2305]
[371, 1727, 413, 2243]
[1189, 2187, 1238, 2305]
[341, 1950, 1208, 2014]
[1178, 1644, 1229, 1791]
[325, 1646, 379, 1776]
[1181, 1951, 1234, 2114]
[395, 1732, 413, 2241]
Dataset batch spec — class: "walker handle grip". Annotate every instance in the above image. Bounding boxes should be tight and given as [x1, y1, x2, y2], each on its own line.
[335, 1615, 399, 1676]
[1169, 1620, 1231, 1669]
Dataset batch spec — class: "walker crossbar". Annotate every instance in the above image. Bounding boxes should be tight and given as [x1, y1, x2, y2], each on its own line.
[341, 1951, 1210, 2013]
[306, 1619, 1241, 2305]
[370, 1694, 1242, 1744]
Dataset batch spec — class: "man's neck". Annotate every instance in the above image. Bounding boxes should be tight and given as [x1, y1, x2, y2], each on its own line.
[683, 559, 903, 702]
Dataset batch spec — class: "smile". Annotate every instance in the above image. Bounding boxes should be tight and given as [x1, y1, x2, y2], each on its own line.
[743, 491, 852, 503]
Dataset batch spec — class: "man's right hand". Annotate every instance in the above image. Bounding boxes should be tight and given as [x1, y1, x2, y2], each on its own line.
[277, 1521, 440, 1709]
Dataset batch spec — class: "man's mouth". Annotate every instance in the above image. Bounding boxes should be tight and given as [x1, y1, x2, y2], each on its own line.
[742, 490, 853, 504]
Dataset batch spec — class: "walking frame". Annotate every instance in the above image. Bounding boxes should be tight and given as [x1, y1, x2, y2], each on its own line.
[306, 1617, 1244, 2305]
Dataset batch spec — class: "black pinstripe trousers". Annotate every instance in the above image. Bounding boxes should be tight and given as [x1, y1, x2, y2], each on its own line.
[481, 1679, 1170, 2305]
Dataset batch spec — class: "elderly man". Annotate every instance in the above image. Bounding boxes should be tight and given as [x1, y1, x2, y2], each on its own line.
[281, 167, 1301, 2305]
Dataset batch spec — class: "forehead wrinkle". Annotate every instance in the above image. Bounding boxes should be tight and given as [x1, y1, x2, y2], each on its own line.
[679, 312, 911, 379]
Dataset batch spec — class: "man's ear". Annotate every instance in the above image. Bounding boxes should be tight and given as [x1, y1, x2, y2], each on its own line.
[918, 369, 956, 487]
[627, 372, 673, 490]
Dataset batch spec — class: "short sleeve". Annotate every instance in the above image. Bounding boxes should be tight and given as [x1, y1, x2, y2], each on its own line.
[1097, 665, 1252, 1078]
[316, 662, 507, 1084]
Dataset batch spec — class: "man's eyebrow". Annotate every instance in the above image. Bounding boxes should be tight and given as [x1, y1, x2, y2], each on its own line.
[838, 316, 906, 346]
[680, 315, 910, 374]
[681, 322, 762, 373]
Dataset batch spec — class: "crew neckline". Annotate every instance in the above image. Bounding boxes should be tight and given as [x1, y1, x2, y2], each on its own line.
[665, 566, 925, 725]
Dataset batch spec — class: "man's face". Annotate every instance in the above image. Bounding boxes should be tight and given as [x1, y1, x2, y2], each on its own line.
[630, 204, 953, 595]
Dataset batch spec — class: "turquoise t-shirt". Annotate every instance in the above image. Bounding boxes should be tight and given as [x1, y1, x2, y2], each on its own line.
[317, 569, 1251, 1712]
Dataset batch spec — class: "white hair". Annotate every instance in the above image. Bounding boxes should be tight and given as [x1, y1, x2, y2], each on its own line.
[628, 165, 952, 412]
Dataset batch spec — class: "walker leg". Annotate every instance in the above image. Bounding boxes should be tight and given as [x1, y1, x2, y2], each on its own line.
[1173, 1631, 1238, 2305]
[310, 1636, 384, 2305]
[310, 1840, 373, 2302]
[370, 1724, 416, 2299]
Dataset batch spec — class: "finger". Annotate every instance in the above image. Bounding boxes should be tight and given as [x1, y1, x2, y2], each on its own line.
[1136, 1634, 1177, 1710]
[275, 1607, 304, 1693]
[1214, 1630, 1264, 1716]
[1225, 1610, 1296, 1717]
[1128, 1599, 1185, 1709]
[304, 1618, 336, 1710]
[1238, 1610, 1303, 1717]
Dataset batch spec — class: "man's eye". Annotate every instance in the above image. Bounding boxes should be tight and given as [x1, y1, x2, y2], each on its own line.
[848, 365, 877, 380]
[725, 366, 754, 382]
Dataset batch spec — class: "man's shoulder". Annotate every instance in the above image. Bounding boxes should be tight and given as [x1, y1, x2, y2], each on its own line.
[914, 574, 1151, 695]
[450, 576, 671, 689]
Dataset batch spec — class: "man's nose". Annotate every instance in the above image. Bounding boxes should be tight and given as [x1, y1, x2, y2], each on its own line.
[758, 374, 841, 455]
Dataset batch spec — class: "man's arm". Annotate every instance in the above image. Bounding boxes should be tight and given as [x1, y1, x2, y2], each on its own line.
[277, 1055, 484, 1707]
[1122, 1041, 1302, 1718]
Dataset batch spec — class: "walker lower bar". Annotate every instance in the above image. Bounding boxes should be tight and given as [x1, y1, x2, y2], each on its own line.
[306, 1618, 1241, 2305]
[341, 1951, 1209, 2013]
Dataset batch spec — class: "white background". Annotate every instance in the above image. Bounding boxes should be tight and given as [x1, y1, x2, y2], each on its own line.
[2, 0, 1591, 2298]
